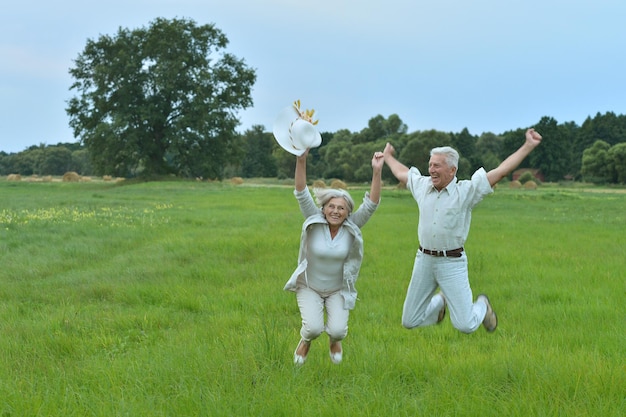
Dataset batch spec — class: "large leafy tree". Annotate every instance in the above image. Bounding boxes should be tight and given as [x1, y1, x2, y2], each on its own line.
[66, 17, 256, 178]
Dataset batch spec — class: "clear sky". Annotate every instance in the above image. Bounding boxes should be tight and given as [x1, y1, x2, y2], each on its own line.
[1, 0, 625, 153]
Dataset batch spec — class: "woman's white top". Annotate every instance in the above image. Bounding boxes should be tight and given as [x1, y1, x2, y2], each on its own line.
[305, 225, 354, 294]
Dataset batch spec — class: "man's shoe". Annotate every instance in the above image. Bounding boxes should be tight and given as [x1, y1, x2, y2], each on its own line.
[477, 294, 497, 332]
[437, 293, 447, 324]
[329, 341, 342, 364]
[294, 339, 310, 365]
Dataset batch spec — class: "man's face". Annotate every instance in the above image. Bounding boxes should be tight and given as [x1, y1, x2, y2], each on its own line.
[429, 154, 457, 190]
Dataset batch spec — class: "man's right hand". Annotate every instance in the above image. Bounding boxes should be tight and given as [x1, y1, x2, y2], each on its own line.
[525, 128, 542, 148]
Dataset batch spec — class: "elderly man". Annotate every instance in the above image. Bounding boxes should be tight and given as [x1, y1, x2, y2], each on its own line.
[383, 128, 542, 333]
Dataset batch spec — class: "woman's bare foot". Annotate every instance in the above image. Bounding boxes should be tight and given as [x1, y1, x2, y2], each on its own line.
[329, 341, 342, 364]
[294, 339, 310, 365]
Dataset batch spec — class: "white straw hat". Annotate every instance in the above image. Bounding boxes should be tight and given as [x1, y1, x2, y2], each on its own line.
[272, 100, 322, 156]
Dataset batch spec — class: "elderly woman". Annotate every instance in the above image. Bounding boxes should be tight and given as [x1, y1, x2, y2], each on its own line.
[285, 148, 383, 365]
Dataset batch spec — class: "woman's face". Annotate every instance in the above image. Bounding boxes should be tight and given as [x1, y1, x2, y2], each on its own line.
[322, 197, 349, 228]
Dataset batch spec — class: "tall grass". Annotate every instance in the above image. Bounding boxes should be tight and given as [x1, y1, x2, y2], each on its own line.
[0, 179, 624, 416]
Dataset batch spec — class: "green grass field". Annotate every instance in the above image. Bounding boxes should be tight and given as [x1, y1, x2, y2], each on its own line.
[1, 179, 624, 416]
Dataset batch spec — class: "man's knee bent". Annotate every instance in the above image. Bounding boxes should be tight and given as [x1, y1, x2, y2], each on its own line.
[451, 318, 478, 334]
[401, 316, 422, 329]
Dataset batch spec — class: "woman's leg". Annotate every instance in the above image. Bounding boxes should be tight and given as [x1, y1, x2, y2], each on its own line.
[325, 291, 349, 342]
[325, 291, 349, 364]
[296, 286, 325, 341]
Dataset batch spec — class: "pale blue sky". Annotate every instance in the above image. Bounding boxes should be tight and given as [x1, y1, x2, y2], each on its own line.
[1, 0, 625, 153]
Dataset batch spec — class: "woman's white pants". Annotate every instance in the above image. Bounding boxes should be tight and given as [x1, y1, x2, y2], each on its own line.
[296, 286, 349, 342]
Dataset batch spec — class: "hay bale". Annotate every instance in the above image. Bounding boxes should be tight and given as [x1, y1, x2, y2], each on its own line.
[80, 176, 92, 182]
[523, 180, 538, 190]
[312, 180, 326, 188]
[330, 179, 347, 190]
[114, 177, 126, 183]
[230, 177, 244, 185]
[509, 180, 522, 189]
[103, 175, 113, 182]
[62, 171, 81, 182]
[42, 176, 53, 182]
[7, 174, 21, 181]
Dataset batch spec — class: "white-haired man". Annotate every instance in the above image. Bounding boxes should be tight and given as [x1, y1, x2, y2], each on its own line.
[383, 128, 542, 334]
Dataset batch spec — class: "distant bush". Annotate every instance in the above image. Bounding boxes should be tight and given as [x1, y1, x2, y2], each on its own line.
[330, 179, 347, 190]
[518, 171, 542, 185]
[524, 180, 538, 190]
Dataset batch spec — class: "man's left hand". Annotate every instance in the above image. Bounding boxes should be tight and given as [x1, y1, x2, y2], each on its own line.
[526, 128, 542, 146]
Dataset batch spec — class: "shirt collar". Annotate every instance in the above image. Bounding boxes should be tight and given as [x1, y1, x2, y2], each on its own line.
[428, 177, 458, 194]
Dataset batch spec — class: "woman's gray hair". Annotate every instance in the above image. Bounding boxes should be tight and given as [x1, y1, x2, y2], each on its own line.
[430, 146, 459, 169]
[313, 188, 355, 215]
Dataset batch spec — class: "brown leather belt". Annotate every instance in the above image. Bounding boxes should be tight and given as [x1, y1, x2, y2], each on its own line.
[419, 246, 464, 258]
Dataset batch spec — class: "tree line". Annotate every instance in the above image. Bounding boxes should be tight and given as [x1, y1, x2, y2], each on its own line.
[235, 111, 626, 185]
[2, 110, 626, 184]
[0, 143, 92, 177]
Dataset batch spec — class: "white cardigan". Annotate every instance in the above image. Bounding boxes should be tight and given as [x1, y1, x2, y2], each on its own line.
[283, 188, 379, 310]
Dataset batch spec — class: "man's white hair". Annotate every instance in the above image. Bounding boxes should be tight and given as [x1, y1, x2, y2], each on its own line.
[430, 146, 459, 169]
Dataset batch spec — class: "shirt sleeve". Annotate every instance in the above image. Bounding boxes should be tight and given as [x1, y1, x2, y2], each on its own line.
[466, 167, 494, 208]
[294, 187, 319, 218]
[348, 192, 379, 228]
[405, 167, 422, 194]
[406, 167, 429, 203]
